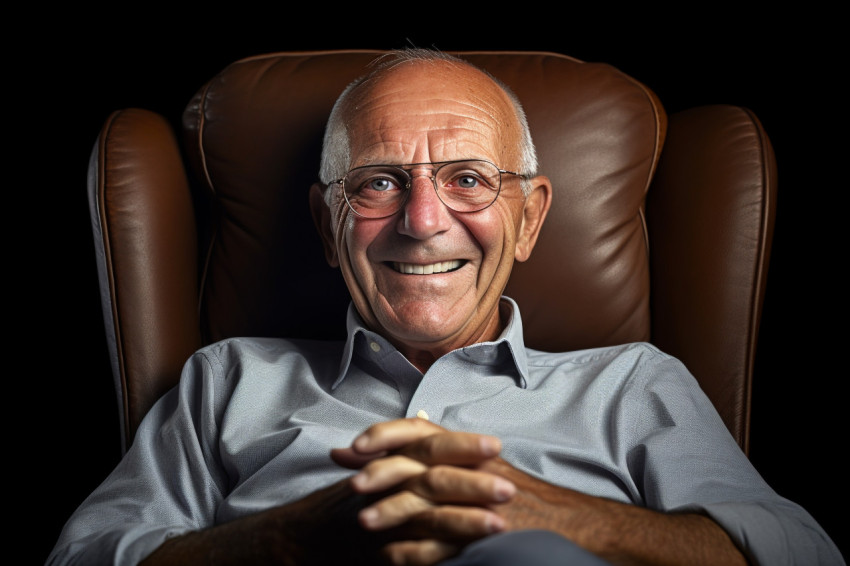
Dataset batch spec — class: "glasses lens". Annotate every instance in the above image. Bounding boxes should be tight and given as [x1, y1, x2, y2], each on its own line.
[343, 166, 409, 218]
[434, 160, 501, 212]
[341, 160, 503, 218]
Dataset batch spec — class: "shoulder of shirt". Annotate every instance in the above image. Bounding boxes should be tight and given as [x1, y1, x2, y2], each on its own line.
[522, 341, 691, 396]
[189, 336, 344, 369]
[525, 341, 678, 367]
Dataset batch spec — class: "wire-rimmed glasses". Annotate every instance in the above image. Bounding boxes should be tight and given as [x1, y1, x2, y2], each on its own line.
[329, 159, 526, 219]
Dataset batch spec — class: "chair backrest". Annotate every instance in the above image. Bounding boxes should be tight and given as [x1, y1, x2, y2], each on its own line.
[89, 50, 775, 454]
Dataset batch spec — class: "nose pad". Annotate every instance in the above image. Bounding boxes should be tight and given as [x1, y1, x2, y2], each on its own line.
[409, 172, 436, 188]
[406, 174, 441, 205]
[399, 175, 451, 236]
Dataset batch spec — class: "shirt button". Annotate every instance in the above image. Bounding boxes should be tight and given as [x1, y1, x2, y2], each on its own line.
[370, 341, 381, 352]
[416, 409, 429, 421]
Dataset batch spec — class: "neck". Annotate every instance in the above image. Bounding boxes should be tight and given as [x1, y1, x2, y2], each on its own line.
[389, 301, 509, 373]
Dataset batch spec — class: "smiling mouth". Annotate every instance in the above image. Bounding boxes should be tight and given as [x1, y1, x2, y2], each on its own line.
[391, 260, 465, 274]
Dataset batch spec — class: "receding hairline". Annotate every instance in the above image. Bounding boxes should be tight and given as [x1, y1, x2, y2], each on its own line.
[319, 48, 539, 192]
[340, 50, 512, 123]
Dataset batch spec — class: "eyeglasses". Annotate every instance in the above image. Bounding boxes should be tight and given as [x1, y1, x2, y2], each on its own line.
[329, 159, 526, 219]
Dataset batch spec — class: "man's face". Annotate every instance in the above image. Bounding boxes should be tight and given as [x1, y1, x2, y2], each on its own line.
[317, 61, 550, 368]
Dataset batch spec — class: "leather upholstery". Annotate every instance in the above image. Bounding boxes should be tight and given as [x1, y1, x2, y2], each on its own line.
[89, 50, 775, 454]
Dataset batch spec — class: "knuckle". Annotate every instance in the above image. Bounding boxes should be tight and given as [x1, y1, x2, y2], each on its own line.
[418, 465, 452, 496]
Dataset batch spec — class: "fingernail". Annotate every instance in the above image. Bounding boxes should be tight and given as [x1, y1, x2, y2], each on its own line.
[350, 472, 368, 491]
[353, 435, 371, 451]
[493, 478, 516, 501]
[359, 507, 379, 528]
[486, 513, 507, 533]
[480, 436, 502, 457]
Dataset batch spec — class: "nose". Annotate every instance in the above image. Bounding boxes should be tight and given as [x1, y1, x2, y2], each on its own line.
[397, 175, 453, 239]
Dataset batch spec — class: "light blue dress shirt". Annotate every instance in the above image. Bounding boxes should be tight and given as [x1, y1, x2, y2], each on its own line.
[47, 298, 844, 565]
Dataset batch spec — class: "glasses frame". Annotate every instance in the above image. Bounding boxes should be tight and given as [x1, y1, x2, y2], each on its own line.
[328, 159, 526, 219]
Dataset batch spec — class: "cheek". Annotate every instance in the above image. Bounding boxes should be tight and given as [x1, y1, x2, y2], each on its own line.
[331, 208, 364, 286]
[465, 208, 519, 269]
[342, 218, 386, 279]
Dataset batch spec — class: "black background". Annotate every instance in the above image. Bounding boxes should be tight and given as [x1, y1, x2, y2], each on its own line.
[21, 11, 845, 563]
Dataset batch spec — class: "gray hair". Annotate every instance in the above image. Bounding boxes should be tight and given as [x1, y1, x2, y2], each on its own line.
[318, 48, 539, 196]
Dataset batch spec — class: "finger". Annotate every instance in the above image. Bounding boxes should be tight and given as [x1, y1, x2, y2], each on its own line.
[401, 505, 507, 539]
[363, 495, 507, 537]
[351, 420, 503, 467]
[330, 446, 387, 469]
[410, 465, 516, 504]
[381, 539, 460, 566]
[395, 432, 503, 467]
[354, 460, 516, 503]
[351, 455, 429, 493]
[352, 418, 445, 455]
[359, 490, 433, 529]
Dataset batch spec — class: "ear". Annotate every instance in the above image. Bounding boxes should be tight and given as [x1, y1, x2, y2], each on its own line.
[309, 183, 339, 267]
[515, 176, 552, 262]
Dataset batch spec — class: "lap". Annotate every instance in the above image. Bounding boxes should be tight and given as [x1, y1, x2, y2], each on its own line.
[439, 530, 612, 566]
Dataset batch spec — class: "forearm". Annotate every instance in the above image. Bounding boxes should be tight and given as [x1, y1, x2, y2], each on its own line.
[489, 463, 747, 566]
[560, 497, 747, 566]
[139, 509, 303, 566]
[140, 479, 382, 566]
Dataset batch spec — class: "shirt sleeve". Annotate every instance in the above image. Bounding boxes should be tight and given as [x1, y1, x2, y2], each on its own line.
[46, 350, 229, 566]
[620, 348, 845, 566]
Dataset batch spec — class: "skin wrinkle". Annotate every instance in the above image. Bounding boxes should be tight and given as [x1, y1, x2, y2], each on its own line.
[314, 59, 550, 371]
[356, 82, 503, 117]
[355, 181, 518, 355]
[348, 88, 508, 170]
[322, 54, 537, 181]
[356, 123, 505, 170]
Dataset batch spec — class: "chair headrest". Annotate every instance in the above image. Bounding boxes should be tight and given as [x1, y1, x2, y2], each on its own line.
[183, 50, 666, 351]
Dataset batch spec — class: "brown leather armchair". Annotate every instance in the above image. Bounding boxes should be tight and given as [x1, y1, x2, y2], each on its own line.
[88, 50, 775, 455]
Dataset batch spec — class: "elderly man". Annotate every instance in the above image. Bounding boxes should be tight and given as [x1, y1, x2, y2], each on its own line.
[47, 50, 843, 566]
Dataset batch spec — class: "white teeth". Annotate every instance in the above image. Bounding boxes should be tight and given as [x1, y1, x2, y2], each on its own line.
[393, 260, 462, 274]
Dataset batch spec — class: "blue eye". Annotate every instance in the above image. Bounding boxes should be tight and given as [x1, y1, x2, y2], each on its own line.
[456, 175, 480, 189]
[367, 178, 395, 192]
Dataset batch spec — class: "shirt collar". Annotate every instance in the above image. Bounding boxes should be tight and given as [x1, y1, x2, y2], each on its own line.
[332, 296, 530, 390]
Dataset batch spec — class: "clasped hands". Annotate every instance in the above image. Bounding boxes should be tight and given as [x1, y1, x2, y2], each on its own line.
[143, 417, 744, 566]
[330, 417, 577, 565]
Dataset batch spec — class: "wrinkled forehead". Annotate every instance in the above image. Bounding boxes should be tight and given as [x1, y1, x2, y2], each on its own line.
[344, 61, 522, 166]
